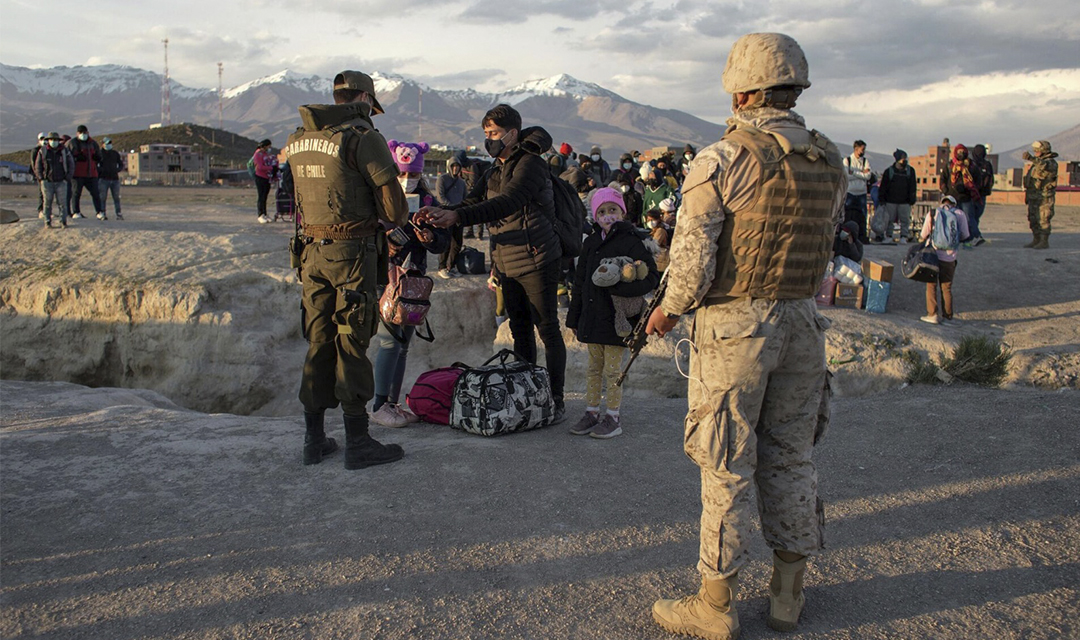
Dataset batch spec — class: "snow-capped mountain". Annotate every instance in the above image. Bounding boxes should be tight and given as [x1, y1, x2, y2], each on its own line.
[497, 73, 617, 105]
[0, 63, 725, 155]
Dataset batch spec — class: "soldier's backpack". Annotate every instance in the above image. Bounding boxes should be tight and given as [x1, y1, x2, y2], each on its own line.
[450, 349, 555, 436]
[548, 174, 586, 257]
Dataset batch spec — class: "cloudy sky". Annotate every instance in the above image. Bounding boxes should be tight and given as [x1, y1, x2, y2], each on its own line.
[3, 0, 1078, 153]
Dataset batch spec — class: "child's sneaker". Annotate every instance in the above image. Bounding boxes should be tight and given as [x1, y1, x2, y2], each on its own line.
[590, 414, 622, 439]
[569, 412, 598, 436]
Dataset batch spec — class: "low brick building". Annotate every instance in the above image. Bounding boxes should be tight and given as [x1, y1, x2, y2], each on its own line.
[126, 143, 208, 185]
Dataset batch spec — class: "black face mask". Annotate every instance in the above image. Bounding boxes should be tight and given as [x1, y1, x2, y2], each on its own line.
[485, 131, 514, 158]
[484, 137, 505, 158]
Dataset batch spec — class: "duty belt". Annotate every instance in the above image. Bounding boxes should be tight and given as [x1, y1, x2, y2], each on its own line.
[302, 222, 379, 241]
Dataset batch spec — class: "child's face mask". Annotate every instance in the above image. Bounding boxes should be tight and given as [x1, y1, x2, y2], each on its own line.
[594, 202, 623, 231]
[647, 220, 659, 229]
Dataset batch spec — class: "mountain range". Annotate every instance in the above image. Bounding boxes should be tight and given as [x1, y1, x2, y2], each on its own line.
[0, 63, 728, 158]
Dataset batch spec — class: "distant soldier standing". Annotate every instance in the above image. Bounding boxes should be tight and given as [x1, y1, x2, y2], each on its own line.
[1022, 140, 1057, 249]
[646, 33, 846, 640]
[287, 70, 409, 469]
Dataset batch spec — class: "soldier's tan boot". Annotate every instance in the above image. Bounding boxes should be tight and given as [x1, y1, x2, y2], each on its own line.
[1023, 231, 1040, 248]
[767, 551, 807, 632]
[1033, 233, 1050, 249]
[652, 575, 740, 640]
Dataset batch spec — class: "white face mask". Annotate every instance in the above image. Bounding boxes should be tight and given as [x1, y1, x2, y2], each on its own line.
[684, 154, 693, 160]
[840, 230, 850, 240]
[622, 162, 632, 170]
[647, 220, 659, 229]
[48, 140, 59, 148]
[591, 154, 600, 162]
[104, 144, 113, 151]
[399, 177, 419, 193]
[78, 133, 88, 141]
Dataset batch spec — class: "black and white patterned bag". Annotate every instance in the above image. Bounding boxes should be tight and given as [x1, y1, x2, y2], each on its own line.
[450, 350, 555, 436]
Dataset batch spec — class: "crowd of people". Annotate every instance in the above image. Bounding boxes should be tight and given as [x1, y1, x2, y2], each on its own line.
[31, 125, 125, 228]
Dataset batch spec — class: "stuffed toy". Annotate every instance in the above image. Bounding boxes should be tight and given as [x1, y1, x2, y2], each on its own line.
[592, 256, 649, 337]
[388, 140, 429, 174]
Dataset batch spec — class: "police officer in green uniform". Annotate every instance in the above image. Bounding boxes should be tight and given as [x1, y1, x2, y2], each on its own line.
[287, 70, 410, 469]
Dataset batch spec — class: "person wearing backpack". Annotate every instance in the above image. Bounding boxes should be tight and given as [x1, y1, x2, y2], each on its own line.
[919, 195, 970, 325]
[566, 188, 660, 439]
[371, 141, 449, 428]
[418, 104, 568, 424]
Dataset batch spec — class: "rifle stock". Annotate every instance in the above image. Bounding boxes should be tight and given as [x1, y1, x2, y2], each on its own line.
[615, 270, 669, 387]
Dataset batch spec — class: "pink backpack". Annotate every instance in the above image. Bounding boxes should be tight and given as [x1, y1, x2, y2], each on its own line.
[406, 365, 466, 425]
[379, 265, 433, 326]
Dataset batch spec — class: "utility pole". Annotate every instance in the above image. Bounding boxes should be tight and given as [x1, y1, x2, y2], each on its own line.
[161, 38, 172, 126]
[217, 62, 224, 130]
[418, 86, 423, 140]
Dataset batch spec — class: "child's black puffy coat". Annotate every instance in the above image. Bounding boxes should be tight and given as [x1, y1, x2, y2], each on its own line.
[567, 221, 660, 346]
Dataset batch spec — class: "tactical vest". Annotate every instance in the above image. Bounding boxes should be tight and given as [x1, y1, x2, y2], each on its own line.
[286, 120, 378, 232]
[707, 125, 844, 301]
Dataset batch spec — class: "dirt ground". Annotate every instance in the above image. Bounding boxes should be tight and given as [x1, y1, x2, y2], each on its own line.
[1, 184, 1079, 639]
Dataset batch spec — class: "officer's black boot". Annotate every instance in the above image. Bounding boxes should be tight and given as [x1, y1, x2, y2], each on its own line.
[303, 411, 339, 465]
[343, 413, 404, 470]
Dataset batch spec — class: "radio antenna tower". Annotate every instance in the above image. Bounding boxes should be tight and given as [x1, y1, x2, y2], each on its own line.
[418, 86, 423, 139]
[161, 38, 172, 126]
[217, 62, 224, 129]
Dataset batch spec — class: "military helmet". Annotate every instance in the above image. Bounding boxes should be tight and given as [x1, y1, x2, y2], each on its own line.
[1032, 140, 1052, 153]
[722, 32, 810, 94]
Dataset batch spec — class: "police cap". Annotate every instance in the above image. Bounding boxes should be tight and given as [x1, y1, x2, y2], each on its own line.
[334, 70, 385, 115]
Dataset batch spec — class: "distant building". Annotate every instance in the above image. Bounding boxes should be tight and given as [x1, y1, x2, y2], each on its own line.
[126, 143, 208, 185]
[640, 146, 681, 163]
[0, 160, 33, 184]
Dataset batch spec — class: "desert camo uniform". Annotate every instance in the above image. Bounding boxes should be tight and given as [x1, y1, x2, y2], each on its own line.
[662, 106, 847, 581]
[1023, 140, 1057, 246]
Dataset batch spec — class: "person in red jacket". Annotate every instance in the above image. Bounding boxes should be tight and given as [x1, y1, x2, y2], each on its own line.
[66, 125, 105, 220]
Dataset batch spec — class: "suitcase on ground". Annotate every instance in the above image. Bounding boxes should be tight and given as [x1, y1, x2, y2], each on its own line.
[450, 350, 554, 436]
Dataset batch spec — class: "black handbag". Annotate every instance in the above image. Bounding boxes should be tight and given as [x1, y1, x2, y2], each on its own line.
[901, 211, 940, 282]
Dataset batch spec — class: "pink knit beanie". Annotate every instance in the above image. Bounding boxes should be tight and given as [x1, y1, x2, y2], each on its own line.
[590, 187, 626, 217]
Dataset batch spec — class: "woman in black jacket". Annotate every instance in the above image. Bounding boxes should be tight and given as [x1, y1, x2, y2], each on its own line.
[566, 188, 660, 439]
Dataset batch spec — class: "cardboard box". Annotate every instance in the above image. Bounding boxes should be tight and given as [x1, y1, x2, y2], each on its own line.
[865, 279, 891, 314]
[862, 258, 894, 283]
[815, 276, 838, 306]
[834, 283, 865, 309]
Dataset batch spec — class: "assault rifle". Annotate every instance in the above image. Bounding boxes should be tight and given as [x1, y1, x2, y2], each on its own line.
[615, 269, 669, 387]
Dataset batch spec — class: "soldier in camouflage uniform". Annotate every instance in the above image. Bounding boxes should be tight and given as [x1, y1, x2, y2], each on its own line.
[1022, 140, 1058, 249]
[645, 33, 846, 640]
[288, 71, 411, 469]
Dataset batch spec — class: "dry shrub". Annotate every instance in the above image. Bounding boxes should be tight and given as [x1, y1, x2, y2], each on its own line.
[904, 335, 1012, 387]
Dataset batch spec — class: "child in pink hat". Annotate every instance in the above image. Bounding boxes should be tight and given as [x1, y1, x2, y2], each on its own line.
[565, 187, 661, 439]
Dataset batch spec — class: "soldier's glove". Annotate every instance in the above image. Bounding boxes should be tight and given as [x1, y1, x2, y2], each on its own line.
[1022, 152, 1032, 161]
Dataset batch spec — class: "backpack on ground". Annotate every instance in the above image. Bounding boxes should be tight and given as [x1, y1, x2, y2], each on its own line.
[931, 207, 960, 250]
[548, 174, 586, 258]
[406, 365, 466, 425]
[246, 156, 257, 179]
[455, 247, 487, 275]
[450, 349, 555, 436]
